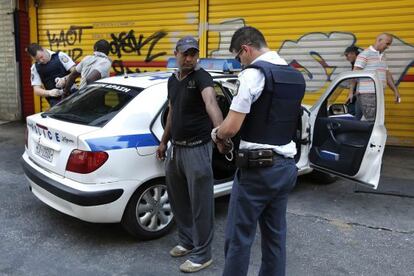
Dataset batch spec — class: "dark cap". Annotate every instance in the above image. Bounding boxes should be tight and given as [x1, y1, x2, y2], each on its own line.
[176, 36, 199, 52]
[344, 46, 360, 54]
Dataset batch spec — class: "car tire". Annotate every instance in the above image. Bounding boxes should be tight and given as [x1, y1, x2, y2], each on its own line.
[122, 179, 174, 240]
[308, 170, 338, 185]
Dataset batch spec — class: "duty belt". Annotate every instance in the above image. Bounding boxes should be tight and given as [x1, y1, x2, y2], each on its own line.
[172, 139, 204, 147]
[235, 149, 283, 168]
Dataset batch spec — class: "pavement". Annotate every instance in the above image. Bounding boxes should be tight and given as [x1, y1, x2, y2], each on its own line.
[0, 121, 413, 276]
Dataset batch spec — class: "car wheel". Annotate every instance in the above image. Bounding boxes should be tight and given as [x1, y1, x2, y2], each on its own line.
[308, 170, 338, 185]
[122, 180, 174, 240]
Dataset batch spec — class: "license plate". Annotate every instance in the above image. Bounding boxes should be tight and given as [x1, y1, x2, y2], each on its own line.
[35, 143, 54, 162]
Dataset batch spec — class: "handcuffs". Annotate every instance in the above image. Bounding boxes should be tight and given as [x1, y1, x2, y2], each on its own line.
[211, 127, 234, 161]
[211, 127, 276, 168]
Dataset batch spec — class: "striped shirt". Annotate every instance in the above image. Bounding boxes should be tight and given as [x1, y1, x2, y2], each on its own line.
[354, 46, 388, 94]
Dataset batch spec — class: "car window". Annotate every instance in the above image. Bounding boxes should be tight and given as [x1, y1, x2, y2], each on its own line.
[221, 79, 238, 96]
[326, 77, 376, 121]
[214, 82, 225, 96]
[214, 82, 232, 118]
[44, 83, 143, 127]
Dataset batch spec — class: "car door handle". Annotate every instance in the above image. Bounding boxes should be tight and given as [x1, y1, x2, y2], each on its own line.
[327, 122, 341, 131]
[327, 125, 341, 145]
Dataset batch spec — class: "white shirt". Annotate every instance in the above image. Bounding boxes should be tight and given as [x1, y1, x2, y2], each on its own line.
[354, 46, 388, 94]
[76, 52, 112, 89]
[230, 51, 297, 158]
[30, 50, 75, 87]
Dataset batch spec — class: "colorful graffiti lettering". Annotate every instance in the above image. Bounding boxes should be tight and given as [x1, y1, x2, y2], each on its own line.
[209, 18, 246, 57]
[279, 32, 357, 92]
[382, 37, 414, 85]
[209, 18, 414, 92]
[279, 32, 414, 92]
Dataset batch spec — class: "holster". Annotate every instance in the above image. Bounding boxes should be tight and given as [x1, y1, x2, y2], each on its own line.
[235, 149, 274, 168]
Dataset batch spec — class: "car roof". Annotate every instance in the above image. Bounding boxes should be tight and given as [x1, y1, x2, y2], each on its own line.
[96, 72, 173, 89]
[96, 70, 237, 89]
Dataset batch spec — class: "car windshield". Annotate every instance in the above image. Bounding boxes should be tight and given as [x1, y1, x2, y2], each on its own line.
[43, 83, 143, 127]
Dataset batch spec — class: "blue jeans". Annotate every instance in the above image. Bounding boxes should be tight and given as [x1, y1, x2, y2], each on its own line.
[223, 156, 297, 276]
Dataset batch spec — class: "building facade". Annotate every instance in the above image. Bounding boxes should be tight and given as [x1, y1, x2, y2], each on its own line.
[8, 0, 414, 146]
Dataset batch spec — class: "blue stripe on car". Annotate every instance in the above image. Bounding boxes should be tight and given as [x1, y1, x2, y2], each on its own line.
[86, 133, 159, 151]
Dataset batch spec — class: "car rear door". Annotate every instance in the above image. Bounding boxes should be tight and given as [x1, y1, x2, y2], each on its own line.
[308, 71, 386, 188]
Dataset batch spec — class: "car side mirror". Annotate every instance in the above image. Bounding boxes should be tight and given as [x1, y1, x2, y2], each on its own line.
[328, 103, 348, 116]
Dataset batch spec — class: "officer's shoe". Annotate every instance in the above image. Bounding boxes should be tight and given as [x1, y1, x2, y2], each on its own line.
[179, 259, 213, 273]
[169, 245, 191, 257]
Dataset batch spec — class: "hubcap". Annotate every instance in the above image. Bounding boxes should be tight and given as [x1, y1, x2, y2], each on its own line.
[136, 184, 173, 232]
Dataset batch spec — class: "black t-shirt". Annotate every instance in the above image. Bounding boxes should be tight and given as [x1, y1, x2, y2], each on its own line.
[168, 67, 214, 143]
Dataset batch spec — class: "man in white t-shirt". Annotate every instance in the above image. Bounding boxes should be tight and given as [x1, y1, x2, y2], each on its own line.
[348, 33, 401, 121]
[64, 40, 112, 94]
[27, 43, 76, 107]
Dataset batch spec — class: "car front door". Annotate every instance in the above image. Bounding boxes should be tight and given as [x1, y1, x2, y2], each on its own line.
[309, 71, 386, 188]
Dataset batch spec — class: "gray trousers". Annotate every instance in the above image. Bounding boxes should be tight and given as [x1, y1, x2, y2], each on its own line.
[358, 93, 376, 122]
[165, 141, 214, 264]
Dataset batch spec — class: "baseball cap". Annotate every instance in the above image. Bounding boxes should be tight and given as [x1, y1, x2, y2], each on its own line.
[176, 36, 199, 52]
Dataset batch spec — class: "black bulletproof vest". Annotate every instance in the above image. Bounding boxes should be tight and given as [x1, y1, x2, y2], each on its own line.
[35, 52, 69, 105]
[240, 61, 306, 146]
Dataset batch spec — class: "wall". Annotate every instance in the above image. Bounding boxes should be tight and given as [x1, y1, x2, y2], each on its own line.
[29, 0, 414, 146]
[0, 0, 20, 121]
[207, 0, 414, 146]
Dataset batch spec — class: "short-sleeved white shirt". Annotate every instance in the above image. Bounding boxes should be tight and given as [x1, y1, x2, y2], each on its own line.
[30, 50, 75, 87]
[230, 51, 297, 158]
[76, 52, 112, 89]
[354, 46, 388, 94]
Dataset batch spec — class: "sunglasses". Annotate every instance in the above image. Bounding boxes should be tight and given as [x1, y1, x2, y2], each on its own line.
[234, 47, 244, 63]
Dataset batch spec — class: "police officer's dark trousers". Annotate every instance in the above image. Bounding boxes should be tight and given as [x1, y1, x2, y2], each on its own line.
[165, 141, 214, 264]
[223, 156, 297, 276]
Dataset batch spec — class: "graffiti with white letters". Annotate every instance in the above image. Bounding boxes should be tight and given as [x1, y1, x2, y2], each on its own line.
[279, 32, 357, 92]
[208, 18, 414, 93]
[209, 18, 246, 58]
[279, 32, 414, 92]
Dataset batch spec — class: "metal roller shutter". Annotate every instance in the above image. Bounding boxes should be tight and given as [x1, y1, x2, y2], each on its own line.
[35, 0, 200, 111]
[0, 0, 20, 121]
[207, 0, 414, 146]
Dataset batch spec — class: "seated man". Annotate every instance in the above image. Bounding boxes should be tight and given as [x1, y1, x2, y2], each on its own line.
[27, 43, 76, 107]
[64, 40, 112, 94]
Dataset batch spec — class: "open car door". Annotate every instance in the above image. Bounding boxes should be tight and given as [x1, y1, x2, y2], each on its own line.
[309, 71, 387, 189]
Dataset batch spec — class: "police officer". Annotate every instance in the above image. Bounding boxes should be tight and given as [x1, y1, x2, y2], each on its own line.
[64, 39, 112, 94]
[212, 26, 305, 276]
[27, 43, 76, 107]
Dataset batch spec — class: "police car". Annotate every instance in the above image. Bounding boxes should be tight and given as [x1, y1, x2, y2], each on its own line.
[22, 59, 387, 240]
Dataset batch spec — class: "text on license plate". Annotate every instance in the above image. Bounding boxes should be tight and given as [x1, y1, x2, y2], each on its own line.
[35, 143, 54, 162]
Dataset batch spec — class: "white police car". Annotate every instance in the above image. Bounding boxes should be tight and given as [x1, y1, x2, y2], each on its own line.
[22, 59, 387, 239]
